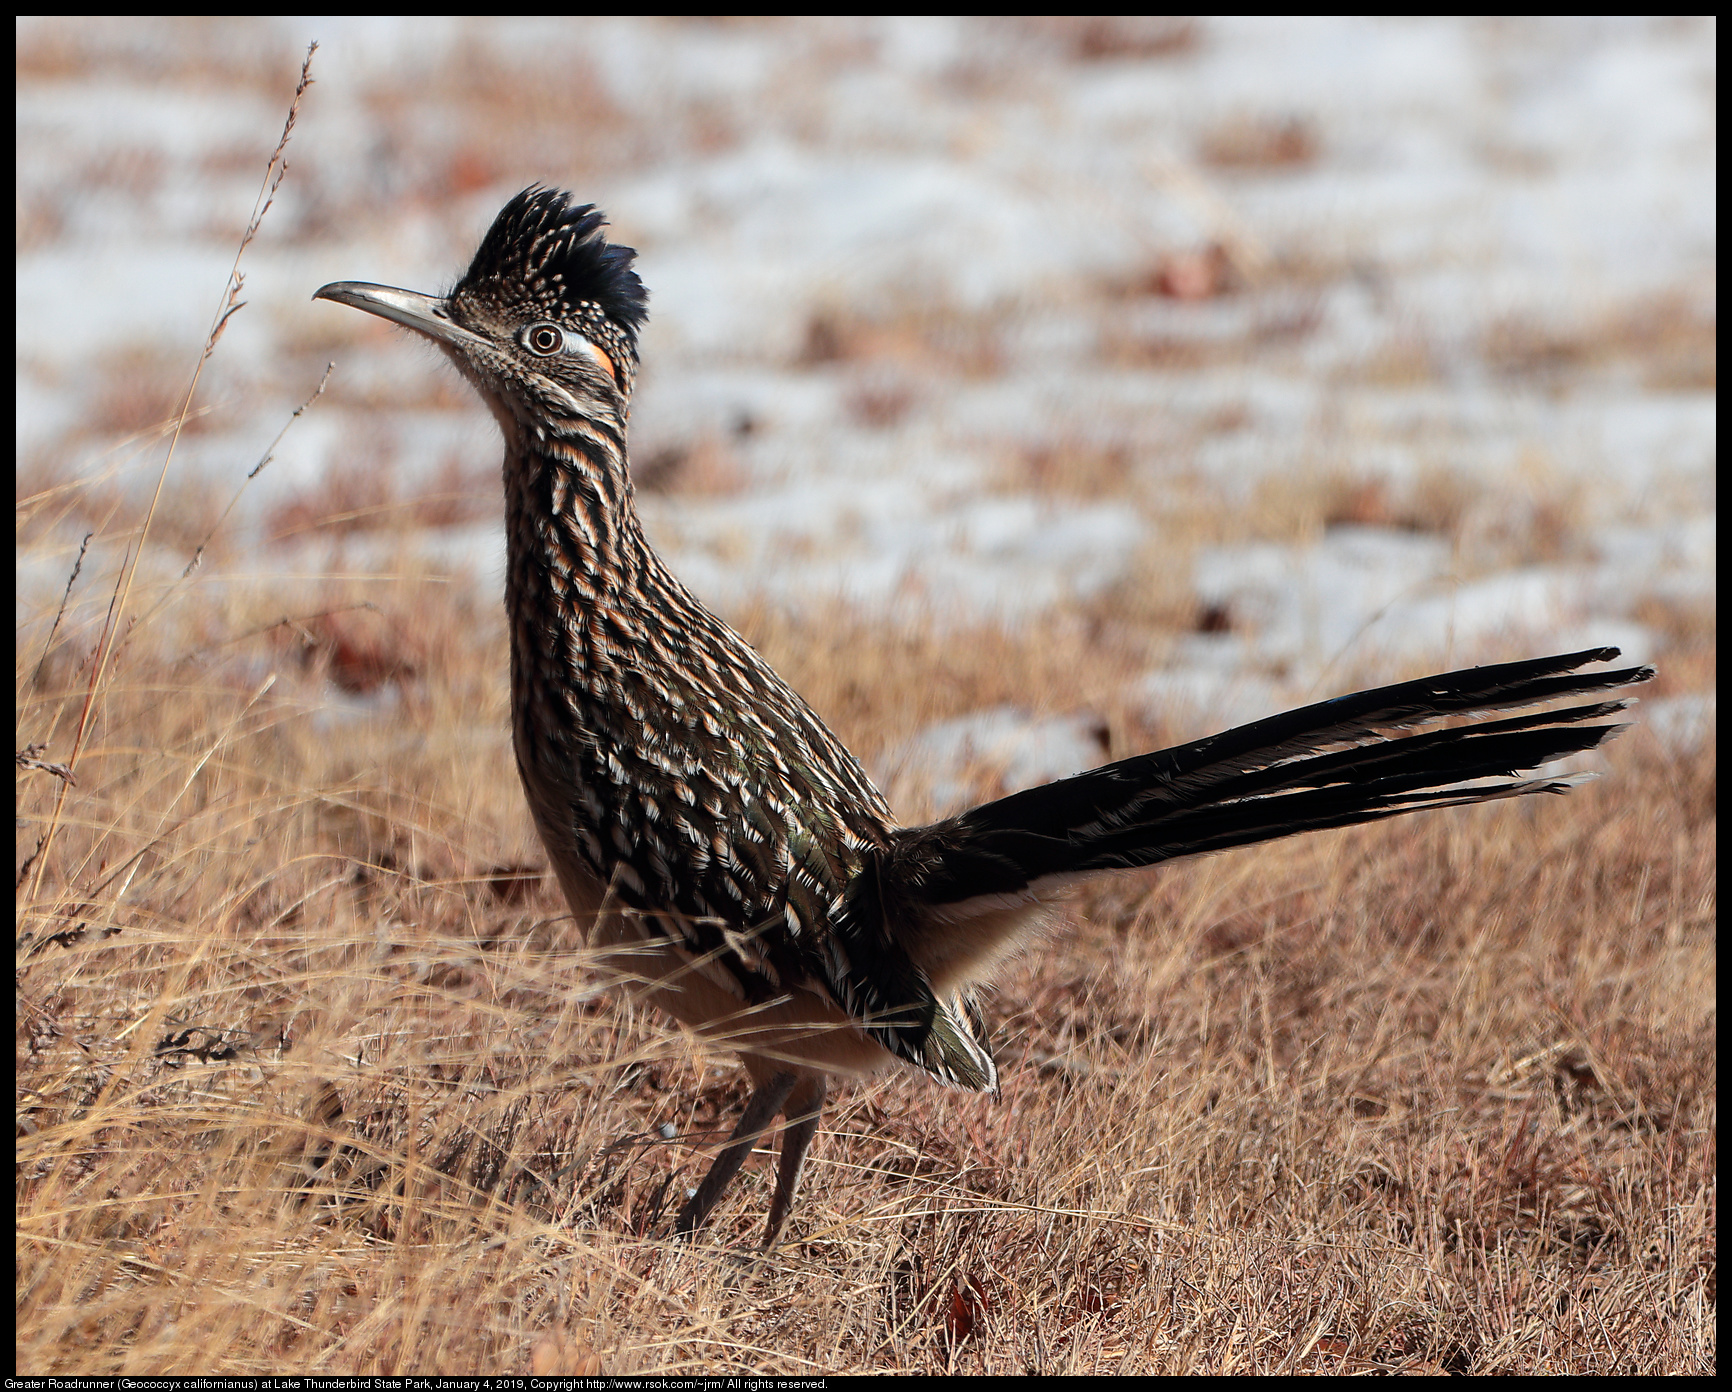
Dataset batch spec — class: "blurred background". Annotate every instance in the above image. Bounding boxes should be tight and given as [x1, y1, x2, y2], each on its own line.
[16, 16, 1716, 789]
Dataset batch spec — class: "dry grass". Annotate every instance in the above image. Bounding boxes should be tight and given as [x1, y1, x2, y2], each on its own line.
[15, 536, 1715, 1373]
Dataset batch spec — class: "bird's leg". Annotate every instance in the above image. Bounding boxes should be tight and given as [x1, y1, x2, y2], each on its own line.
[675, 1070, 797, 1238]
[763, 1074, 827, 1249]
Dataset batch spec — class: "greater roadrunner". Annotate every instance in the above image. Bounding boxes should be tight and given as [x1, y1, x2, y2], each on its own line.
[315, 186, 1654, 1248]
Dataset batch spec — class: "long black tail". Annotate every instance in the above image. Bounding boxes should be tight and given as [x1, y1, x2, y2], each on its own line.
[894, 647, 1654, 907]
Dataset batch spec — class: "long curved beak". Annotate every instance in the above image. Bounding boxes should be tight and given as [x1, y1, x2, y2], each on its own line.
[313, 281, 488, 351]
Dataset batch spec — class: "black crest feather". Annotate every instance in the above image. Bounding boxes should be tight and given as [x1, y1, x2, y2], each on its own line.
[457, 185, 648, 352]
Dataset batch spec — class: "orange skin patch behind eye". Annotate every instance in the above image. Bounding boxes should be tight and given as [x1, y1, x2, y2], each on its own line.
[576, 337, 619, 387]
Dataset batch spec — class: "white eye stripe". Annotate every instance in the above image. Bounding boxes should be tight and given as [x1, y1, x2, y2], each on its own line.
[523, 321, 618, 385]
[569, 334, 620, 385]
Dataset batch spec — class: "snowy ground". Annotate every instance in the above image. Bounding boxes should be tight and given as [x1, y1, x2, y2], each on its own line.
[16, 17, 1716, 779]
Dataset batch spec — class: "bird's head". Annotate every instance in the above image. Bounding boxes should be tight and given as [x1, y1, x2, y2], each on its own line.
[315, 185, 648, 434]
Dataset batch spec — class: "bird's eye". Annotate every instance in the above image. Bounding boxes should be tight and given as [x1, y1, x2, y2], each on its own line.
[524, 323, 565, 356]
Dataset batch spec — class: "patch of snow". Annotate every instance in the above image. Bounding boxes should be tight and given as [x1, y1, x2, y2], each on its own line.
[877, 705, 1113, 818]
